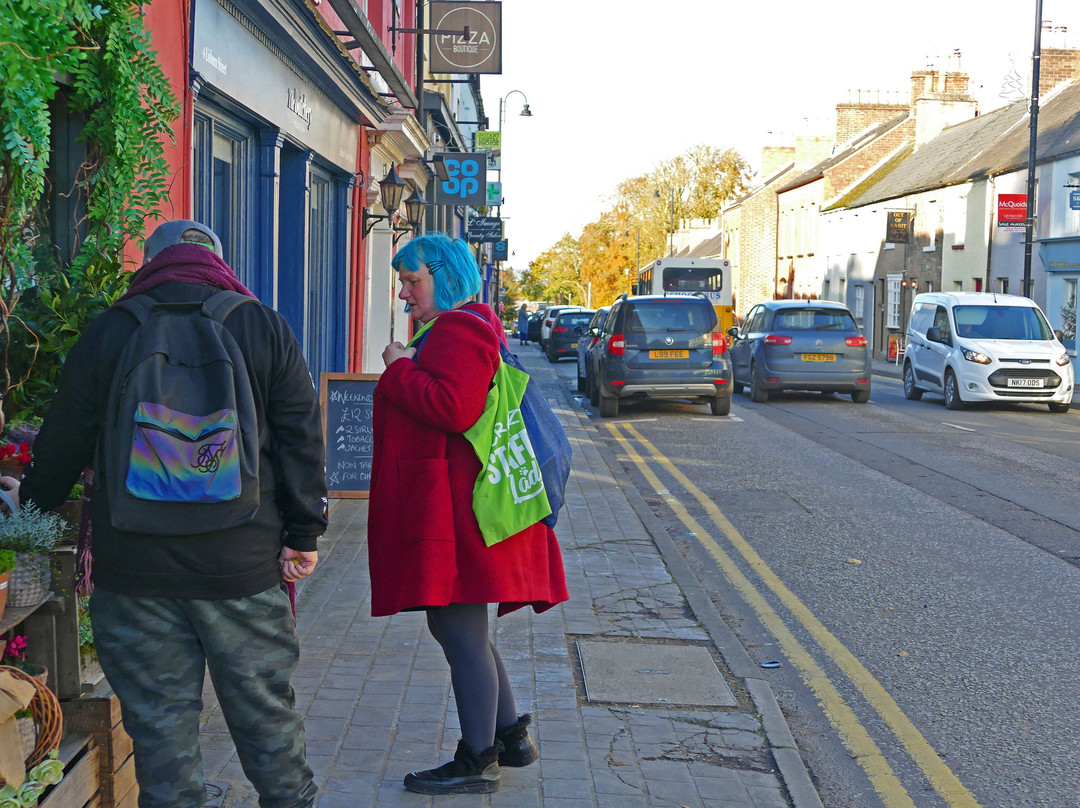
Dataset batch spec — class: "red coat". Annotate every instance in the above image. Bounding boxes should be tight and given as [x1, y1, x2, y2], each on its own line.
[367, 303, 569, 617]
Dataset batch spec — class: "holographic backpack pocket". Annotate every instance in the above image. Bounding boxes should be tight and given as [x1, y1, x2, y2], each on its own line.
[128, 402, 241, 503]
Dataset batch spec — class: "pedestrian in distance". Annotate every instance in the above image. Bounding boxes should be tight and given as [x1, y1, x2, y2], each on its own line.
[6, 220, 327, 808]
[516, 302, 530, 345]
[372, 233, 569, 795]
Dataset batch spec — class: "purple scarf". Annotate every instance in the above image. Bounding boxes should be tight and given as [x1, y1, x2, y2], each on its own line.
[120, 243, 256, 300]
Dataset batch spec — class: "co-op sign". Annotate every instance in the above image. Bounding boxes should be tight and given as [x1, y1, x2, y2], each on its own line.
[430, 2, 502, 74]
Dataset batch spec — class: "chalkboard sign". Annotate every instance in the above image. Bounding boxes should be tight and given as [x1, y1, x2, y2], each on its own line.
[320, 372, 380, 498]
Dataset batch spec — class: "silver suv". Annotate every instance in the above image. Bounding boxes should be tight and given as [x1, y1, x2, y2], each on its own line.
[593, 294, 732, 417]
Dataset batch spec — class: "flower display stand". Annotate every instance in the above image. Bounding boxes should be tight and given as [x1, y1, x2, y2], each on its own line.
[57, 690, 137, 808]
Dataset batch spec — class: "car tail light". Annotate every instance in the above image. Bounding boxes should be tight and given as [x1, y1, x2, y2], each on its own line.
[553, 326, 568, 333]
[608, 333, 625, 356]
[845, 335, 868, 347]
[712, 332, 728, 355]
[764, 334, 792, 345]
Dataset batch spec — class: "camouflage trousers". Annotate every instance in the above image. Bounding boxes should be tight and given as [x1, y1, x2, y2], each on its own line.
[90, 585, 317, 808]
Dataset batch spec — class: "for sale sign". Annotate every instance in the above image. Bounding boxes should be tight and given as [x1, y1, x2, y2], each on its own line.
[997, 194, 1027, 230]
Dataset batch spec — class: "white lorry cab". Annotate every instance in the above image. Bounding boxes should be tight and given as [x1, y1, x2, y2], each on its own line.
[903, 292, 1073, 413]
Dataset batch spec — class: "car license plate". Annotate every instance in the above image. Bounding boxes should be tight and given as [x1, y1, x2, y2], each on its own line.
[650, 349, 689, 359]
[802, 353, 836, 362]
[569, 342, 577, 349]
[1007, 377, 1044, 388]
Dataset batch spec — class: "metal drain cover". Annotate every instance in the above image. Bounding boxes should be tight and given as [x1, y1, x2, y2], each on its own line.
[576, 641, 736, 707]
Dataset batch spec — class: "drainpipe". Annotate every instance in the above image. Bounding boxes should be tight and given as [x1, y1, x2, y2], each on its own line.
[986, 176, 995, 291]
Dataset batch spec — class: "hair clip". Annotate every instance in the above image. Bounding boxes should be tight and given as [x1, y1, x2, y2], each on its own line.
[427, 259, 444, 274]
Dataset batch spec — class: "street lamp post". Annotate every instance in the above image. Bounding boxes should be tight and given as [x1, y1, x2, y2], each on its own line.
[498, 89, 532, 136]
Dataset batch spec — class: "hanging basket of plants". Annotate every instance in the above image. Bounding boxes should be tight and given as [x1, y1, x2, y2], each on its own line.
[0, 665, 62, 772]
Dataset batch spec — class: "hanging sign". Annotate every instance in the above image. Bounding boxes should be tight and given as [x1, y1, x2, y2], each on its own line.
[487, 181, 502, 207]
[997, 194, 1027, 230]
[467, 216, 503, 243]
[429, 2, 502, 74]
[885, 211, 911, 244]
[1069, 189, 1080, 210]
[431, 152, 487, 205]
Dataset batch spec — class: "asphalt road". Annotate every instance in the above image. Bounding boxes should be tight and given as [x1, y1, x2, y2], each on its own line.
[544, 351, 1080, 808]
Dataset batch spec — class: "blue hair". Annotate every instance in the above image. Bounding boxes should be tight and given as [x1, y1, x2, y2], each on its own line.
[391, 233, 482, 312]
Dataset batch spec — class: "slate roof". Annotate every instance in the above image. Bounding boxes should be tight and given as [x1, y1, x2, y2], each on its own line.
[831, 79, 1080, 210]
[774, 112, 909, 194]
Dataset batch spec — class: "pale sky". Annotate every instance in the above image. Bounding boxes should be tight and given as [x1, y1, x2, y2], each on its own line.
[480, 0, 1080, 273]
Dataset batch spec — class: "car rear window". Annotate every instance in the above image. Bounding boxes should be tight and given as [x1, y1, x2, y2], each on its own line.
[558, 312, 594, 329]
[773, 308, 856, 331]
[624, 300, 717, 333]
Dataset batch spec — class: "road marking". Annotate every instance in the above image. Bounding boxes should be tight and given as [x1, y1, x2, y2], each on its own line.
[942, 423, 976, 432]
[690, 415, 744, 422]
[608, 423, 982, 808]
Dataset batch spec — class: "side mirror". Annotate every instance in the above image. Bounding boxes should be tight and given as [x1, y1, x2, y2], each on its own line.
[573, 325, 584, 336]
[1055, 329, 1065, 343]
[726, 326, 740, 339]
[925, 326, 944, 343]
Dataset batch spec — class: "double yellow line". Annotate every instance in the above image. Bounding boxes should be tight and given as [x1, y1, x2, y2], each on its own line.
[605, 422, 981, 808]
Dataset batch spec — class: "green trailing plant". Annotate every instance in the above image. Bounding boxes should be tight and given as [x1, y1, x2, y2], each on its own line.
[0, 0, 179, 422]
[0, 548, 14, 575]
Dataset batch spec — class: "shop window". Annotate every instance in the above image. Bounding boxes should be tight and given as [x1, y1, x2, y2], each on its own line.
[306, 169, 336, 377]
[887, 274, 901, 329]
[854, 284, 865, 328]
[193, 108, 256, 285]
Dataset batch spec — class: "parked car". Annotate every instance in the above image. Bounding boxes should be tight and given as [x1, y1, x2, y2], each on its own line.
[539, 305, 584, 351]
[526, 310, 544, 343]
[727, 300, 871, 403]
[903, 291, 1073, 413]
[577, 306, 610, 393]
[593, 294, 732, 417]
[547, 308, 595, 363]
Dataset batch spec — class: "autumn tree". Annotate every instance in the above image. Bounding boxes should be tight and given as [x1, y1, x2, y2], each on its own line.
[525, 144, 753, 308]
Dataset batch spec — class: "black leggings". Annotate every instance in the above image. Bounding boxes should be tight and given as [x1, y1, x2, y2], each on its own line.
[426, 603, 519, 752]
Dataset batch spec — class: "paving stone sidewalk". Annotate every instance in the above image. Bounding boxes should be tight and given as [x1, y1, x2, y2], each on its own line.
[199, 348, 823, 808]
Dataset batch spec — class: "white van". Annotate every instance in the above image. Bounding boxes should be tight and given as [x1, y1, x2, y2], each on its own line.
[903, 292, 1073, 413]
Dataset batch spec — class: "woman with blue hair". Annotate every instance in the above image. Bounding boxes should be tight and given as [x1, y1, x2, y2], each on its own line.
[369, 233, 569, 795]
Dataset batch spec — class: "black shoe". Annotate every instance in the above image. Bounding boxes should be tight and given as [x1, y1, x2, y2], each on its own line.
[403, 739, 503, 794]
[495, 714, 539, 767]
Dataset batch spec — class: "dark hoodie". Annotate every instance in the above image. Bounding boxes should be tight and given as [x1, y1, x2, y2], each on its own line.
[20, 245, 328, 599]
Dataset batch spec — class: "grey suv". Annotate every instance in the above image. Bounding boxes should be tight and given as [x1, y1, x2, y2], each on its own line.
[593, 294, 732, 417]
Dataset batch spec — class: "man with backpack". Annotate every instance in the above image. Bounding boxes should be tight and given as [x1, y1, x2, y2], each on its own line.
[9, 220, 328, 808]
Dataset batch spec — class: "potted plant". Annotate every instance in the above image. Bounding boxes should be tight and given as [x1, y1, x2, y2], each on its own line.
[0, 505, 64, 609]
[0, 548, 14, 621]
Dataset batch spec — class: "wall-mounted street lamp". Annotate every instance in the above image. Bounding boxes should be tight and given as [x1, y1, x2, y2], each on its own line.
[362, 165, 407, 238]
[392, 187, 427, 246]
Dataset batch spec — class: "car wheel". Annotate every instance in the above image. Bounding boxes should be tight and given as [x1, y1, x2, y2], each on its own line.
[710, 394, 732, 416]
[944, 369, 965, 410]
[1049, 401, 1071, 413]
[851, 388, 871, 404]
[599, 392, 619, 418]
[732, 380, 744, 395]
[750, 363, 769, 403]
[589, 374, 600, 406]
[547, 345, 558, 363]
[576, 370, 586, 393]
[903, 362, 923, 401]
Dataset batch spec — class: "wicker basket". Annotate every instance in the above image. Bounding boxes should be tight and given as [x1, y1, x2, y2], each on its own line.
[0, 665, 63, 774]
[8, 553, 50, 608]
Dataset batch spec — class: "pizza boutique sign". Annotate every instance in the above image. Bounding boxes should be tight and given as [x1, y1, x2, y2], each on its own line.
[429, 2, 502, 74]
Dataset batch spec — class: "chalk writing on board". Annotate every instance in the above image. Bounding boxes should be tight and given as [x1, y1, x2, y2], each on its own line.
[321, 373, 379, 498]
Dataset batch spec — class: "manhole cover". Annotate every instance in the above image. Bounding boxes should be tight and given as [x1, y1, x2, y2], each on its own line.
[576, 641, 736, 707]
